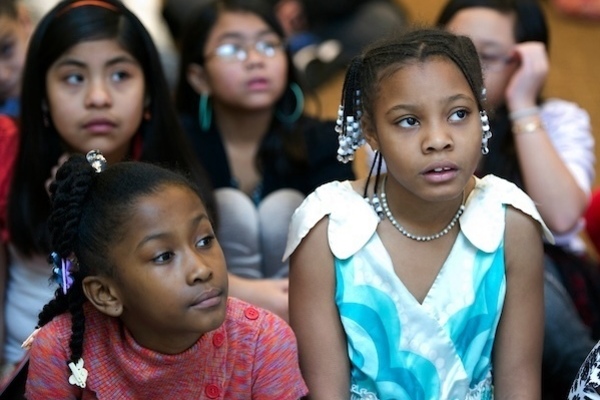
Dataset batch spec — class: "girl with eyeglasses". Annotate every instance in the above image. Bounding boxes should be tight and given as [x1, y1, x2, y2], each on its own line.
[437, 0, 597, 398]
[174, 0, 354, 322]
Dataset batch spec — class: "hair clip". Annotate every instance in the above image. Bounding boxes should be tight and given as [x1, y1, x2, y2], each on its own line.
[49, 252, 75, 295]
[86, 149, 107, 173]
[68, 358, 88, 388]
[57, 0, 119, 17]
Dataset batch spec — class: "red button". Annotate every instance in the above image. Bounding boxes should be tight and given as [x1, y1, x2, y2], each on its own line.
[205, 384, 220, 399]
[212, 332, 225, 347]
[244, 307, 259, 320]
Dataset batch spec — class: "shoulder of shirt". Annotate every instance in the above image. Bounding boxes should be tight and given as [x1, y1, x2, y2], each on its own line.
[225, 297, 285, 327]
[462, 175, 554, 252]
[283, 180, 380, 260]
[540, 98, 590, 123]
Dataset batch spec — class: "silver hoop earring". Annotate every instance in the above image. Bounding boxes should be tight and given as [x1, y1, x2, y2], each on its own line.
[480, 110, 492, 155]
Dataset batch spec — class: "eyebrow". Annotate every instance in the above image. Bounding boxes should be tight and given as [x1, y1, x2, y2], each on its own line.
[215, 29, 277, 42]
[136, 213, 208, 250]
[385, 94, 476, 116]
[52, 55, 139, 69]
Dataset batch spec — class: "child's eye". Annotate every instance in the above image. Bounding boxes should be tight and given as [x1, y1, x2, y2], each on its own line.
[449, 109, 469, 122]
[64, 73, 84, 85]
[0, 41, 14, 58]
[398, 116, 419, 128]
[110, 70, 130, 82]
[153, 251, 174, 264]
[196, 235, 215, 249]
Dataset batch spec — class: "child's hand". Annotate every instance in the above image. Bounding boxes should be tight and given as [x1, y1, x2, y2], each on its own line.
[45, 153, 70, 197]
[505, 42, 549, 111]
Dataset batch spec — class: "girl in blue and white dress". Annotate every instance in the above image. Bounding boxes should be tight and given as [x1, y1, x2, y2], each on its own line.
[284, 27, 553, 400]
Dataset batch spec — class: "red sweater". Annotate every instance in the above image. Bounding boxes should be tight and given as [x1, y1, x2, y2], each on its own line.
[26, 297, 308, 399]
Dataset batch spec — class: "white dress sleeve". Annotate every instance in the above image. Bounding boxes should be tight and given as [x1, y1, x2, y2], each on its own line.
[283, 180, 380, 261]
[461, 175, 554, 252]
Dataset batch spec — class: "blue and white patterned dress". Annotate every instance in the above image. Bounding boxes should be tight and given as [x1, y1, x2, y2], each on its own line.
[284, 175, 552, 400]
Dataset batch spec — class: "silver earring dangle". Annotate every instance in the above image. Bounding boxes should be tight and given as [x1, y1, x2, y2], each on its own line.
[480, 111, 492, 155]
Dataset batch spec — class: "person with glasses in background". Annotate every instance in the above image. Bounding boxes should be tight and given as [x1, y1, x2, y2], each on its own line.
[173, 0, 354, 323]
[437, 0, 597, 398]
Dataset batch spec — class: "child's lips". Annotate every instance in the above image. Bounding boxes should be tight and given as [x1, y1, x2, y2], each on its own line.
[190, 288, 223, 309]
[247, 77, 269, 90]
[422, 163, 459, 183]
[83, 119, 116, 134]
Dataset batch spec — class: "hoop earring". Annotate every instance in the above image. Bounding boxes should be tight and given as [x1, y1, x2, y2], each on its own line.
[276, 82, 304, 125]
[480, 110, 492, 155]
[199, 93, 212, 132]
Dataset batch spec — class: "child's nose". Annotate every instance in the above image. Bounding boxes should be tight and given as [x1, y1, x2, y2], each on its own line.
[186, 252, 213, 284]
[423, 125, 453, 152]
[85, 80, 112, 107]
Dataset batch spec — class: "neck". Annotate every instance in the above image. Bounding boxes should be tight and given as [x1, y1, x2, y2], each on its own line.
[213, 104, 274, 144]
[379, 175, 470, 234]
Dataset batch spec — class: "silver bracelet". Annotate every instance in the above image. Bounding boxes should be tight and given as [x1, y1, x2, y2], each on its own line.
[509, 106, 540, 121]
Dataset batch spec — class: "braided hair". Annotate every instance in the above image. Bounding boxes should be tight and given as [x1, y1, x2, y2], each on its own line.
[336, 27, 486, 198]
[37, 154, 205, 372]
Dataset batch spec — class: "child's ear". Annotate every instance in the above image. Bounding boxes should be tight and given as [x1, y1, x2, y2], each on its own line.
[361, 113, 379, 152]
[82, 276, 123, 317]
[186, 63, 210, 95]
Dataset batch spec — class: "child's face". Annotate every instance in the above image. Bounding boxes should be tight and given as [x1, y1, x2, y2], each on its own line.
[445, 8, 519, 110]
[0, 12, 31, 101]
[199, 11, 288, 112]
[45, 39, 146, 164]
[366, 58, 481, 203]
[107, 184, 228, 354]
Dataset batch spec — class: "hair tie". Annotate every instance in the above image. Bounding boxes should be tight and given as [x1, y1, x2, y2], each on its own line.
[86, 149, 107, 173]
[49, 252, 75, 295]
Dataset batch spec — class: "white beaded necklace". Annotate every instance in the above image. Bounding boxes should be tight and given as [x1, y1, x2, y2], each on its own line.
[379, 176, 465, 242]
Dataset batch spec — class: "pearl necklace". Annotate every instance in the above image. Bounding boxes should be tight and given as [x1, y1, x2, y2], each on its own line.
[379, 177, 465, 242]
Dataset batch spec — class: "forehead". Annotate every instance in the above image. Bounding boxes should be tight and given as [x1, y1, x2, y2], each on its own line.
[0, 14, 24, 37]
[52, 38, 133, 65]
[124, 185, 204, 229]
[374, 58, 475, 107]
[208, 11, 275, 42]
[446, 7, 516, 49]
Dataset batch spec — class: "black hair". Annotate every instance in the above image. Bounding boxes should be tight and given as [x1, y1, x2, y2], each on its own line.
[174, 0, 309, 179]
[338, 27, 485, 196]
[436, 0, 549, 187]
[38, 154, 205, 369]
[8, 0, 215, 256]
[436, 0, 549, 48]
[0, 0, 18, 19]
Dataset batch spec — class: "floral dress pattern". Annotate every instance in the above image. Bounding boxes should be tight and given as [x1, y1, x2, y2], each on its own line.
[570, 341, 600, 399]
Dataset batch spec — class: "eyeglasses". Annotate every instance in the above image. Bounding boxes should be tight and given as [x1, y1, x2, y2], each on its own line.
[206, 39, 284, 62]
[478, 51, 517, 72]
